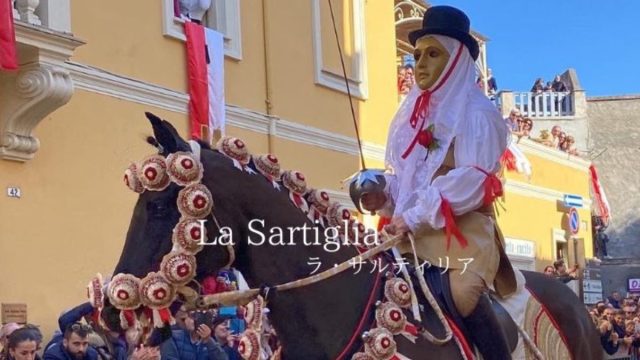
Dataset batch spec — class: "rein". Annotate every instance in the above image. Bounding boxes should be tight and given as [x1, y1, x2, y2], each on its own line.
[191, 233, 405, 308]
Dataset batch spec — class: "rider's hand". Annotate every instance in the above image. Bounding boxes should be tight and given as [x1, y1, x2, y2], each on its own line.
[384, 216, 411, 236]
[361, 191, 387, 212]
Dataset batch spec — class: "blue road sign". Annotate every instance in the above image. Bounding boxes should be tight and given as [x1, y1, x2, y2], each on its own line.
[569, 207, 580, 235]
[564, 194, 583, 208]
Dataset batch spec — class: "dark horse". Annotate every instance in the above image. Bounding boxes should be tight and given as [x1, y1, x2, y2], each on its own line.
[104, 114, 602, 359]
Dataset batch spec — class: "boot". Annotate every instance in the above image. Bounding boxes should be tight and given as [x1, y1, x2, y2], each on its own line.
[462, 294, 511, 360]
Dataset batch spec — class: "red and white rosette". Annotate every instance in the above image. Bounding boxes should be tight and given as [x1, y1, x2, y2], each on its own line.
[327, 202, 352, 228]
[254, 154, 281, 189]
[351, 353, 375, 360]
[384, 278, 412, 309]
[282, 170, 309, 212]
[166, 151, 203, 186]
[160, 251, 197, 286]
[244, 296, 265, 330]
[139, 272, 176, 327]
[108, 274, 142, 311]
[124, 163, 144, 193]
[177, 184, 213, 219]
[375, 302, 419, 343]
[217, 137, 253, 172]
[238, 329, 261, 360]
[363, 328, 397, 360]
[306, 189, 330, 227]
[172, 218, 206, 254]
[138, 155, 171, 191]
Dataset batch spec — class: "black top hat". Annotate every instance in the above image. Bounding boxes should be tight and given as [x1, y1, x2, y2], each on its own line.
[408, 5, 479, 60]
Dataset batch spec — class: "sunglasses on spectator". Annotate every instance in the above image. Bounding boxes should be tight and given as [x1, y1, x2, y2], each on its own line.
[70, 323, 93, 332]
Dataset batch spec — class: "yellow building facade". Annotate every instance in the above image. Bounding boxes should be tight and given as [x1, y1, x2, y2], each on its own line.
[0, 0, 396, 336]
[498, 139, 594, 273]
[1, 0, 596, 340]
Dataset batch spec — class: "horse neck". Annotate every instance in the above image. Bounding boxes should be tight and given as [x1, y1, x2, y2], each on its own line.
[235, 213, 378, 358]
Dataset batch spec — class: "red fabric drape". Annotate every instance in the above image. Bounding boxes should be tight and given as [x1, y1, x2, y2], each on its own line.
[0, 0, 18, 70]
[184, 22, 209, 140]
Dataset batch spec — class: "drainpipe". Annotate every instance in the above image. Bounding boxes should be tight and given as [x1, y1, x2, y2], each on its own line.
[262, 0, 275, 153]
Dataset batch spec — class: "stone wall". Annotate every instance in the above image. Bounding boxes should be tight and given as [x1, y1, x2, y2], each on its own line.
[587, 95, 640, 257]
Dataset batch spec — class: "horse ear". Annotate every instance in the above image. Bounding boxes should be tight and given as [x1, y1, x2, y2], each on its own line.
[145, 112, 190, 154]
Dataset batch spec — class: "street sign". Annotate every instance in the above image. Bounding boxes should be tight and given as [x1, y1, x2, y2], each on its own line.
[563, 194, 583, 208]
[629, 278, 640, 292]
[569, 207, 580, 235]
[583, 280, 603, 293]
[584, 292, 603, 305]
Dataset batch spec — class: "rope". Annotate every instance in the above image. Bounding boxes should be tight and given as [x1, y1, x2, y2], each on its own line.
[406, 233, 453, 345]
[327, 0, 366, 170]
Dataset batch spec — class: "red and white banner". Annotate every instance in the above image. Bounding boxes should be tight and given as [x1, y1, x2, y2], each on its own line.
[589, 164, 611, 225]
[0, 0, 18, 70]
[185, 21, 225, 141]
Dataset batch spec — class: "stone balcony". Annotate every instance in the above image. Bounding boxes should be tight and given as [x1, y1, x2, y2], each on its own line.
[497, 69, 591, 152]
[0, 0, 84, 162]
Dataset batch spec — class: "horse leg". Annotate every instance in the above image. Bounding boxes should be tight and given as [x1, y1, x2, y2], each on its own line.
[450, 270, 511, 360]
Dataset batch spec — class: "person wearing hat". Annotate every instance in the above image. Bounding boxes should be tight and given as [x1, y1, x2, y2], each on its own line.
[361, 5, 516, 359]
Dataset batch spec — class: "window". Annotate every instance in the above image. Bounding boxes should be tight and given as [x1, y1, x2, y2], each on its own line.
[162, 0, 242, 60]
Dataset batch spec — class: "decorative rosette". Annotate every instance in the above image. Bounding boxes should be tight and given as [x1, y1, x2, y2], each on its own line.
[166, 151, 203, 186]
[160, 251, 197, 286]
[177, 184, 213, 219]
[282, 170, 309, 212]
[217, 137, 252, 171]
[172, 218, 206, 254]
[307, 189, 330, 213]
[363, 327, 397, 360]
[139, 272, 176, 309]
[244, 296, 265, 330]
[237, 329, 261, 360]
[107, 274, 142, 310]
[375, 302, 419, 342]
[254, 154, 281, 188]
[327, 202, 352, 228]
[306, 189, 331, 227]
[124, 163, 144, 193]
[384, 278, 412, 309]
[352, 353, 375, 360]
[138, 155, 171, 191]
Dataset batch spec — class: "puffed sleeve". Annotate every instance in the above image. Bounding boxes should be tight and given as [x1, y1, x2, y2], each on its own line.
[403, 108, 508, 233]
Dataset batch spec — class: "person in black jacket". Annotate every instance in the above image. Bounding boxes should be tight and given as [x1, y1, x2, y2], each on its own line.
[44, 323, 98, 360]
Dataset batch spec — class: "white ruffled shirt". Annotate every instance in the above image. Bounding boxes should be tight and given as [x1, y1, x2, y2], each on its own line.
[382, 106, 507, 232]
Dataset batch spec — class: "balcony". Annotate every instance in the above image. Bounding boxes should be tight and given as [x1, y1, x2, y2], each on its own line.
[0, 0, 84, 162]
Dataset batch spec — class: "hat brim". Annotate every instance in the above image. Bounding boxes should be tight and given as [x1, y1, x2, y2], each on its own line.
[408, 28, 479, 60]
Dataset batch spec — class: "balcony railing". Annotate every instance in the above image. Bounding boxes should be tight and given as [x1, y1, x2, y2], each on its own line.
[513, 91, 573, 118]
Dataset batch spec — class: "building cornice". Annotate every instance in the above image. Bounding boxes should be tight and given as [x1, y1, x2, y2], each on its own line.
[517, 138, 591, 172]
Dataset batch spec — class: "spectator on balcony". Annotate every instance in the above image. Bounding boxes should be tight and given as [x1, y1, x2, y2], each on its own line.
[512, 117, 532, 140]
[534, 129, 554, 147]
[552, 75, 568, 92]
[560, 135, 579, 156]
[398, 65, 415, 97]
[531, 78, 544, 94]
[544, 81, 553, 92]
[556, 131, 567, 149]
[550, 125, 562, 148]
[487, 68, 497, 97]
[505, 108, 521, 132]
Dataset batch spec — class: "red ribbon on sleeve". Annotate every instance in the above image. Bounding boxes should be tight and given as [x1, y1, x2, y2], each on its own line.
[440, 196, 468, 251]
[473, 166, 503, 207]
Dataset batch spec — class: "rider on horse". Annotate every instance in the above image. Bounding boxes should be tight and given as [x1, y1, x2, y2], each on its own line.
[361, 6, 517, 360]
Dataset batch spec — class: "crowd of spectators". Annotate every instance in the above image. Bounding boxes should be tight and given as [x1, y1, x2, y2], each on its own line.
[531, 75, 568, 94]
[0, 272, 279, 360]
[543, 259, 580, 284]
[589, 291, 640, 358]
[505, 108, 580, 156]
